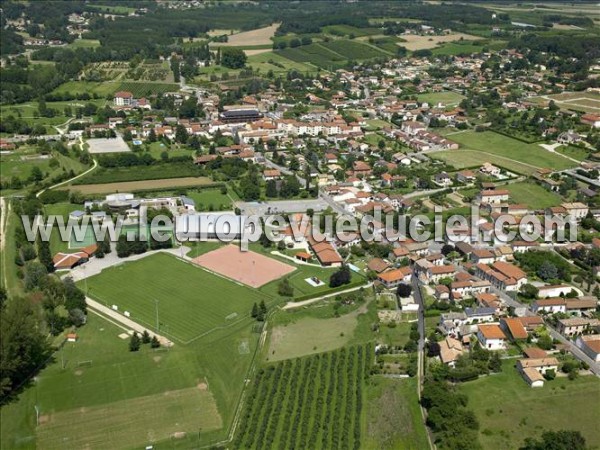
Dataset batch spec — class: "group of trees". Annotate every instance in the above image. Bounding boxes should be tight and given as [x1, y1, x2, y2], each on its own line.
[129, 330, 160, 352]
[0, 289, 53, 404]
[329, 265, 352, 288]
[514, 251, 571, 282]
[277, 278, 294, 297]
[250, 300, 268, 321]
[421, 380, 482, 450]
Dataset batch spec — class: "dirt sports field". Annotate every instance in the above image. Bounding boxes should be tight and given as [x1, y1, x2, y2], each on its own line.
[64, 177, 214, 194]
[399, 33, 478, 50]
[192, 244, 295, 288]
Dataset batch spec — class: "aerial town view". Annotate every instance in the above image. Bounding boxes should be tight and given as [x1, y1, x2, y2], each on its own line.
[0, 1, 599, 449]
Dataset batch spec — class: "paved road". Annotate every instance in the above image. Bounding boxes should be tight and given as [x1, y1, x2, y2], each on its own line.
[319, 191, 349, 216]
[237, 199, 329, 216]
[546, 324, 600, 376]
[263, 157, 307, 187]
[86, 297, 174, 347]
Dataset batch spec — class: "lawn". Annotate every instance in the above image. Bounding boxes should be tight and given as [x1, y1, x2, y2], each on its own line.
[257, 254, 366, 300]
[433, 130, 578, 175]
[504, 181, 562, 209]
[266, 306, 365, 362]
[0, 313, 225, 450]
[362, 376, 429, 450]
[555, 144, 590, 162]
[82, 253, 273, 343]
[458, 359, 600, 450]
[417, 91, 465, 107]
[185, 188, 232, 211]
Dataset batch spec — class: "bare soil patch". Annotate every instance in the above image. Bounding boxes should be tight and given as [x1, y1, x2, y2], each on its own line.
[399, 33, 478, 50]
[65, 177, 214, 194]
[217, 23, 280, 46]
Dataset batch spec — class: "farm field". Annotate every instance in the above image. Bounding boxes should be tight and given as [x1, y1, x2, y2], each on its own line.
[70, 163, 210, 185]
[82, 252, 271, 343]
[0, 314, 223, 450]
[554, 144, 590, 161]
[51, 81, 178, 98]
[399, 33, 479, 51]
[432, 130, 578, 174]
[323, 24, 383, 37]
[458, 359, 600, 450]
[278, 43, 346, 68]
[362, 377, 429, 450]
[320, 40, 389, 60]
[67, 38, 101, 49]
[247, 51, 318, 74]
[431, 41, 484, 55]
[234, 345, 372, 449]
[214, 23, 280, 47]
[528, 91, 600, 114]
[66, 176, 215, 195]
[504, 181, 562, 209]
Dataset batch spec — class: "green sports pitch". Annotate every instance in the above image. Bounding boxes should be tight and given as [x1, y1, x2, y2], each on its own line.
[82, 253, 272, 343]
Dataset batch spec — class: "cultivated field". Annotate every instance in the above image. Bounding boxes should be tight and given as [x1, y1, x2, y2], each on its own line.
[234, 345, 372, 449]
[529, 91, 600, 114]
[399, 33, 478, 51]
[458, 359, 600, 450]
[432, 130, 578, 174]
[247, 51, 318, 74]
[216, 23, 280, 47]
[83, 253, 270, 343]
[193, 245, 296, 288]
[66, 177, 214, 194]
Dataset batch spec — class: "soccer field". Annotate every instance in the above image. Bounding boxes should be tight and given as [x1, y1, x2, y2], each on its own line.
[83, 253, 272, 343]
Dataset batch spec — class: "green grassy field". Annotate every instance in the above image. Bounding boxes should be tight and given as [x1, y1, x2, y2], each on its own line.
[322, 25, 383, 37]
[362, 376, 429, 450]
[72, 163, 205, 185]
[235, 345, 372, 449]
[186, 188, 232, 210]
[278, 43, 346, 68]
[257, 254, 366, 300]
[417, 91, 465, 106]
[320, 39, 389, 60]
[433, 130, 578, 174]
[67, 39, 101, 49]
[266, 306, 364, 362]
[504, 181, 562, 209]
[247, 51, 318, 75]
[82, 253, 272, 343]
[51, 81, 121, 97]
[431, 42, 484, 55]
[458, 359, 600, 450]
[0, 309, 262, 449]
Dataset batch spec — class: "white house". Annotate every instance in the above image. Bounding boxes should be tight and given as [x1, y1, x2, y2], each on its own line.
[477, 324, 507, 350]
[575, 334, 600, 362]
[532, 298, 567, 314]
